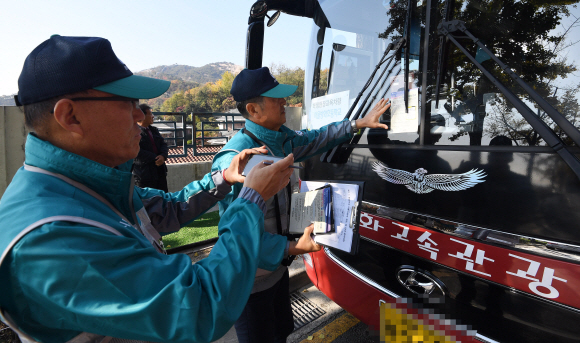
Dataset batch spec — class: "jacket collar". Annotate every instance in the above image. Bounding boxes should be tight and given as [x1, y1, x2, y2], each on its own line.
[244, 119, 296, 152]
[24, 133, 135, 220]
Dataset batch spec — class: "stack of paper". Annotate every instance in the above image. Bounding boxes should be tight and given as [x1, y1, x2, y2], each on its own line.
[288, 185, 333, 234]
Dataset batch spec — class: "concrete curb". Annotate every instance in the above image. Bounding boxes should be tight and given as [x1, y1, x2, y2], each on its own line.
[288, 257, 312, 293]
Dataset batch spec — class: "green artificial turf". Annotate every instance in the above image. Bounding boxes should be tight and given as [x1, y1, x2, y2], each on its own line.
[163, 211, 220, 249]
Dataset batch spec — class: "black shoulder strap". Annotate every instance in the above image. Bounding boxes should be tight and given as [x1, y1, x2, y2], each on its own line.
[243, 128, 265, 147]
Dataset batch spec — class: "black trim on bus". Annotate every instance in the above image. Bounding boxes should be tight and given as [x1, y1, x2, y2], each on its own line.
[265, 0, 316, 18]
[419, 0, 434, 146]
[245, 20, 265, 69]
[311, 46, 323, 99]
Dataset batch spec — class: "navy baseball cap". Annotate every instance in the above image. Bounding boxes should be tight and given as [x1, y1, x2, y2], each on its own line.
[230, 67, 297, 102]
[15, 35, 170, 106]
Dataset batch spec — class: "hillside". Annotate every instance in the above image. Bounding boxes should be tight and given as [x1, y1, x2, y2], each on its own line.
[136, 62, 243, 85]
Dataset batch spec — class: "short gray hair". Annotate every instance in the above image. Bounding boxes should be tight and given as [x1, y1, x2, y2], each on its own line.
[236, 96, 264, 119]
[22, 89, 89, 131]
[23, 96, 62, 131]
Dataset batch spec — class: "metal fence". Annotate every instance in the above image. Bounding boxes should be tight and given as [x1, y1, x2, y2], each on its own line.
[151, 112, 245, 158]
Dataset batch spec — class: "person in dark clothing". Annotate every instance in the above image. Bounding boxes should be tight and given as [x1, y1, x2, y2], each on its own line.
[133, 104, 169, 191]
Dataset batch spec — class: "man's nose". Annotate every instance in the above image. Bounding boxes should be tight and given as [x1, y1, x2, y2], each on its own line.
[280, 98, 287, 105]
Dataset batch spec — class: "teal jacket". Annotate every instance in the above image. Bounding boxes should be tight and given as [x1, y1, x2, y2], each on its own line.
[212, 119, 353, 276]
[0, 134, 272, 343]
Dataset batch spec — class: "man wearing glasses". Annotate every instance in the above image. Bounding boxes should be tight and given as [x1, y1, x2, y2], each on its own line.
[0, 35, 295, 343]
[133, 104, 169, 192]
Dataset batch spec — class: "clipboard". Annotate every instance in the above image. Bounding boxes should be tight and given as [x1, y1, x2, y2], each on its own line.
[299, 180, 364, 255]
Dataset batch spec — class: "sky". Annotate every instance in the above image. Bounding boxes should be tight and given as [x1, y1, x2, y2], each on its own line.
[0, 0, 314, 96]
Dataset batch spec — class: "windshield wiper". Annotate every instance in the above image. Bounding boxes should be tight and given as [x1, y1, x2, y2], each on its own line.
[321, 38, 405, 164]
[438, 19, 580, 179]
[351, 38, 405, 123]
[363, 59, 401, 120]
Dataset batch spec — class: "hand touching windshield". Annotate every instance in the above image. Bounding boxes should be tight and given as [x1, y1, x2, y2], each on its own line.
[355, 98, 390, 130]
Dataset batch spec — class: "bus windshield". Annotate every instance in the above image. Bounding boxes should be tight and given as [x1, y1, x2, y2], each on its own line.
[304, 0, 580, 148]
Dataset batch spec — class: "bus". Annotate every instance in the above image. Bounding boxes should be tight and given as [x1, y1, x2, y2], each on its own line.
[245, 0, 580, 341]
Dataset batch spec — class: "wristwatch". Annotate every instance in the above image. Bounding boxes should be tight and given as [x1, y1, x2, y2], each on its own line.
[350, 120, 358, 132]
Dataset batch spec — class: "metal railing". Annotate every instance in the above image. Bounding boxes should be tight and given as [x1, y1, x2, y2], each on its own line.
[151, 112, 245, 158]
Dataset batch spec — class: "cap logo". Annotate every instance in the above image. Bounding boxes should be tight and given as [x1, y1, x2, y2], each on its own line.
[118, 58, 129, 71]
[269, 70, 279, 84]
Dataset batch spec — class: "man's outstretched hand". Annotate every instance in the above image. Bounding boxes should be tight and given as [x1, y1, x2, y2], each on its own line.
[244, 154, 295, 201]
[355, 98, 391, 130]
[288, 224, 322, 255]
[223, 146, 268, 184]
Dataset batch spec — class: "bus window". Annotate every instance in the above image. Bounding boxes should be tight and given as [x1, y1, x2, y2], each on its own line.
[306, 27, 370, 129]
[426, 0, 580, 147]
[360, 0, 425, 145]
[328, 46, 372, 97]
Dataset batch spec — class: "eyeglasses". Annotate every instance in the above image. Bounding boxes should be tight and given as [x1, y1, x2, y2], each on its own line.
[50, 96, 140, 114]
[70, 96, 140, 109]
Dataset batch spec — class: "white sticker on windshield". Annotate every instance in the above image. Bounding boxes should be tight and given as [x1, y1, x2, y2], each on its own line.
[309, 91, 349, 129]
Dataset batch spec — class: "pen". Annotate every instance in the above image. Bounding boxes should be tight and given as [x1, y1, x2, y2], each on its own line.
[262, 161, 304, 169]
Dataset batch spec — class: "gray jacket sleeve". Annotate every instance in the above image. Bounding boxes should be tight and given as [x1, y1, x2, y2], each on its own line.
[136, 170, 232, 233]
[289, 119, 354, 162]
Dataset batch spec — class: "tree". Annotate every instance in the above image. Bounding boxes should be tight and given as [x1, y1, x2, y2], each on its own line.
[160, 92, 186, 112]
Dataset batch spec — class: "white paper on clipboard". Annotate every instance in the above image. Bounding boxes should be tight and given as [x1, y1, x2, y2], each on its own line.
[300, 181, 359, 253]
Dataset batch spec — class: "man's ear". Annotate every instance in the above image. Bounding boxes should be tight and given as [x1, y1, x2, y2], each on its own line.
[53, 99, 83, 136]
[246, 102, 262, 120]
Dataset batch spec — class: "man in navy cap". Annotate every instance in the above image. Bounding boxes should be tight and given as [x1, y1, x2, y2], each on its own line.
[0, 36, 297, 343]
[212, 67, 390, 343]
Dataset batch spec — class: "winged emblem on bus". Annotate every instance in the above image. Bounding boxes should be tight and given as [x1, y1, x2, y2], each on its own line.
[372, 162, 486, 194]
